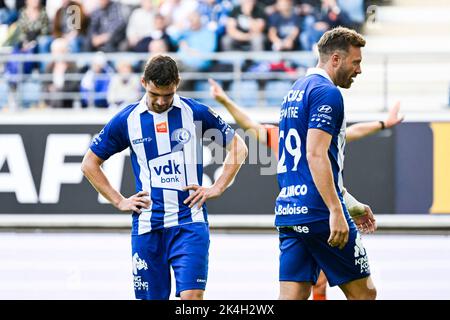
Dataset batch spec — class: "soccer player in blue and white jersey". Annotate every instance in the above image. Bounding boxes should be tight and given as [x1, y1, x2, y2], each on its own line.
[81, 55, 248, 300]
[276, 27, 377, 300]
[208, 78, 403, 300]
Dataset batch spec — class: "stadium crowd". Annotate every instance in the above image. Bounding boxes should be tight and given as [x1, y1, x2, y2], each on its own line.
[0, 0, 377, 109]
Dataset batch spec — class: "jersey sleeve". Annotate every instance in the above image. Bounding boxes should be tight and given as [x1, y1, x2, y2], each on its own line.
[90, 113, 129, 160]
[308, 86, 344, 136]
[198, 104, 235, 147]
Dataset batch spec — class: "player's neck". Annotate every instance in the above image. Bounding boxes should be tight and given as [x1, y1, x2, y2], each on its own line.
[316, 63, 337, 86]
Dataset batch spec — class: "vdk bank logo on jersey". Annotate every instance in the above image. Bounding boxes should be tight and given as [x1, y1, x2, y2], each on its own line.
[149, 151, 186, 190]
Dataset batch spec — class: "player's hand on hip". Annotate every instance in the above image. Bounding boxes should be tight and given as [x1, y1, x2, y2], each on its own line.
[328, 211, 349, 250]
[183, 184, 222, 209]
[117, 191, 150, 214]
[353, 204, 377, 234]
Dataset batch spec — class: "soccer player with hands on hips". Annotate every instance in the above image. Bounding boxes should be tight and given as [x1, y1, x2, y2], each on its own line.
[82, 55, 248, 300]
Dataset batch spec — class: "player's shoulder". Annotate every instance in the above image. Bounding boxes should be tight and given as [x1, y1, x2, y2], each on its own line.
[179, 96, 208, 111]
[310, 81, 342, 102]
[179, 96, 218, 117]
[101, 103, 139, 137]
[111, 102, 141, 123]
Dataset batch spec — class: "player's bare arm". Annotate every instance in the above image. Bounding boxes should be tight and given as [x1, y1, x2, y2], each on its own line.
[307, 128, 349, 250]
[346, 101, 404, 142]
[210, 79, 403, 151]
[184, 134, 248, 209]
[209, 78, 268, 144]
[81, 149, 151, 213]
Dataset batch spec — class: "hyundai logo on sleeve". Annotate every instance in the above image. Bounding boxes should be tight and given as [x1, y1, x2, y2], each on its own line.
[318, 105, 332, 113]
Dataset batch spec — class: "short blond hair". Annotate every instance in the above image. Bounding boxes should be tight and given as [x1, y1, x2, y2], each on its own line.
[317, 26, 366, 61]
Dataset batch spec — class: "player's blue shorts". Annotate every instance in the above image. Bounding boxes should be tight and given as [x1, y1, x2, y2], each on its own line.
[278, 219, 371, 287]
[131, 222, 210, 300]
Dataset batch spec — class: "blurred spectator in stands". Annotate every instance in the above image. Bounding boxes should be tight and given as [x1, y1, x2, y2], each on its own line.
[133, 13, 174, 53]
[6, 0, 51, 53]
[0, 0, 18, 25]
[267, 0, 301, 51]
[107, 59, 141, 108]
[134, 37, 169, 73]
[79, 0, 97, 15]
[159, 0, 198, 40]
[196, 0, 233, 47]
[52, 0, 89, 53]
[80, 51, 112, 108]
[221, 0, 266, 52]
[176, 10, 218, 92]
[44, 38, 80, 108]
[126, 0, 155, 50]
[148, 38, 169, 55]
[85, 0, 128, 52]
[44, 37, 79, 108]
[4, 0, 48, 85]
[337, 0, 365, 31]
[255, 0, 276, 15]
[8, 0, 28, 12]
[299, 0, 352, 51]
[177, 11, 217, 72]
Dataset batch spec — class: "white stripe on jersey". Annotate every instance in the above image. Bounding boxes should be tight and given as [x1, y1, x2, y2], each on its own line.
[153, 111, 171, 155]
[163, 189, 179, 228]
[181, 105, 205, 222]
[153, 109, 182, 227]
[337, 114, 346, 193]
[127, 107, 152, 235]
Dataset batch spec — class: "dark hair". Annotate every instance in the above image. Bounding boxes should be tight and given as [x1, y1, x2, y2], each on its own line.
[142, 55, 180, 86]
[317, 26, 366, 61]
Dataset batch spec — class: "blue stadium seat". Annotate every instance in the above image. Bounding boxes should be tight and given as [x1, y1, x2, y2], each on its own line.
[0, 79, 9, 109]
[265, 80, 293, 107]
[229, 80, 259, 108]
[194, 80, 217, 107]
[18, 79, 41, 108]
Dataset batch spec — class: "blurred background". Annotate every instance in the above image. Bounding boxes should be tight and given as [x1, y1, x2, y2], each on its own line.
[0, 0, 449, 300]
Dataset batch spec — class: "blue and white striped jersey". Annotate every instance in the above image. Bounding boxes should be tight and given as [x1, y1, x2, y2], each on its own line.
[90, 94, 235, 235]
[275, 68, 350, 227]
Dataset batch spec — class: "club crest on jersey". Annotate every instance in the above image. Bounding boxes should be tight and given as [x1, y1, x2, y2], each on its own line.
[318, 105, 332, 113]
[156, 122, 168, 133]
[172, 128, 191, 145]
